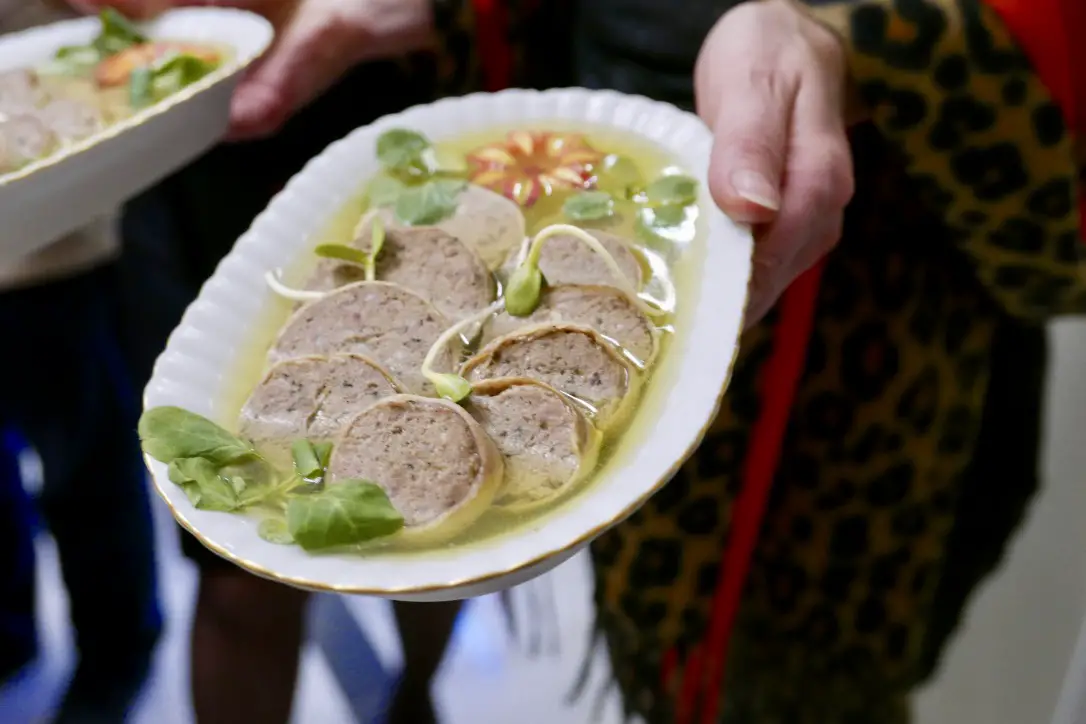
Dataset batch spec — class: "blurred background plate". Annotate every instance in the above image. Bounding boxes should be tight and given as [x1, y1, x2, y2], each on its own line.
[0, 8, 273, 265]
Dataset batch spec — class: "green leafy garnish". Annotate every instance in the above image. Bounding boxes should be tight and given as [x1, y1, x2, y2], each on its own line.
[365, 217, 385, 282]
[394, 179, 466, 226]
[93, 8, 147, 57]
[314, 442, 334, 469]
[258, 518, 295, 545]
[563, 191, 615, 222]
[43, 10, 149, 77]
[503, 261, 545, 317]
[168, 457, 241, 512]
[142, 407, 403, 549]
[129, 66, 152, 108]
[286, 480, 404, 551]
[428, 373, 473, 403]
[366, 175, 406, 207]
[129, 53, 219, 109]
[291, 440, 323, 480]
[139, 406, 255, 466]
[376, 129, 431, 170]
[153, 53, 217, 92]
[644, 174, 699, 207]
[314, 244, 368, 266]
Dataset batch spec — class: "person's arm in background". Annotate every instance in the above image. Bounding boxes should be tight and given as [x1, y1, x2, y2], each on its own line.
[801, 0, 1085, 321]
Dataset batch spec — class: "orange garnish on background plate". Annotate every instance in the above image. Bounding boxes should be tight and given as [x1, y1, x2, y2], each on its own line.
[466, 131, 603, 206]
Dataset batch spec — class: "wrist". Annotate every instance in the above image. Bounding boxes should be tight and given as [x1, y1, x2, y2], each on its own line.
[345, 0, 438, 64]
[792, 0, 870, 125]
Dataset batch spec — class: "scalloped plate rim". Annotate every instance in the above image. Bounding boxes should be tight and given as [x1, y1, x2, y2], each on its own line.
[143, 87, 753, 601]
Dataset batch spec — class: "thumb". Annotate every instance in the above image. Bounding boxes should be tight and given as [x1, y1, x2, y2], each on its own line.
[700, 66, 795, 225]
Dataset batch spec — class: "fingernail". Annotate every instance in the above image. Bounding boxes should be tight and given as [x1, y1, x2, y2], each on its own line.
[731, 170, 780, 211]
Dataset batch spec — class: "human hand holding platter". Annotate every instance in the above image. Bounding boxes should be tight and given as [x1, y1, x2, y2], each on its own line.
[70, 0, 436, 140]
[696, 0, 856, 326]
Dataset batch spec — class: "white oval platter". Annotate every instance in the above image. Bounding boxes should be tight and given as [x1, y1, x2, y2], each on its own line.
[143, 88, 753, 602]
[0, 8, 273, 265]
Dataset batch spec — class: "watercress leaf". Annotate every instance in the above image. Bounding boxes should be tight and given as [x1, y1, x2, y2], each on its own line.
[291, 440, 322, 479]
[430, 373, 473, 403]
[221, 457, 278, 489]
[563, 191, 614, 222]
[179, 482, 202, 507]
[129, 66, 152, 109]
[376, 129, 430, 169]
[366, 175, 405, 207]
[150, 53, 217, 98]
[286, 480, 404, 550]
[644, 174, 699, 207]
[139, 406, 254, 466]
[258, 518, 295, 545]
[228, 475, 247, 496]
[503, 262, 544, 317]
[393, 179, 466, 226]
[93, 8, 147, 57]
[168, 458, 240, 512]
[314, 244, 368, 266]
[313, 442, 334, 469]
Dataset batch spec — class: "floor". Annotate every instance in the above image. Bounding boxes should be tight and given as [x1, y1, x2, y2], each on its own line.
[3, 325, 1086, 724]
[0, 487, 627, 724]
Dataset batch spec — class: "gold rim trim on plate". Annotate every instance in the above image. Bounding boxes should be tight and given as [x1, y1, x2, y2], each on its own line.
[144, 87, 753, 596]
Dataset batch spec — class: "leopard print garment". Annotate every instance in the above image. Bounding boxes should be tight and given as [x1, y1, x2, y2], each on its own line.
[433, 1, 1084, 722]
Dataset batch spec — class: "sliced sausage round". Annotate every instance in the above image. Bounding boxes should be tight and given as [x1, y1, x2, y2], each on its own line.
[482, 284, 657, 365]
[363, 184, 526, 271]
[0, 116, 56, 173]
[329, 394, 503, 539]
[269, 281, 460, 396]
[238, 353, 401, 458]
[466, 377, 600, 511]
[0, 69, 41, 115]
[35, 97, 102, 143]
[534, 229, 643, 290]
[461, 322, 633, 424]
[305, 226, 495, 322]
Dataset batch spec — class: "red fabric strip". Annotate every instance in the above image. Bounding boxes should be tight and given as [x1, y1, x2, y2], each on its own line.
[470, 0, 512, 92]
[694, 261, 826, 724]
[660, 647, 679, 693]
[676, 644, 704, 724]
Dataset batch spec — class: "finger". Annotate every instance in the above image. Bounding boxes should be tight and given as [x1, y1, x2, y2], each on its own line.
[226, 10, 358, 140]
[743, 76, 852, 326]
[704, 62, 797, 225]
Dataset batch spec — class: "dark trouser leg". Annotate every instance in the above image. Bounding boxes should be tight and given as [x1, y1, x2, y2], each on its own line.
[0, 427, 38, 682]
[190, 568, 310, 724]
[0, 269, 163, 722]
[388, 600, 463, 724]
[917, 315, 1047, 681]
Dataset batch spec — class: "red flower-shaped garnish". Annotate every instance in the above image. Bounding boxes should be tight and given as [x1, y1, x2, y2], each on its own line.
[466, 131, 603, 207]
